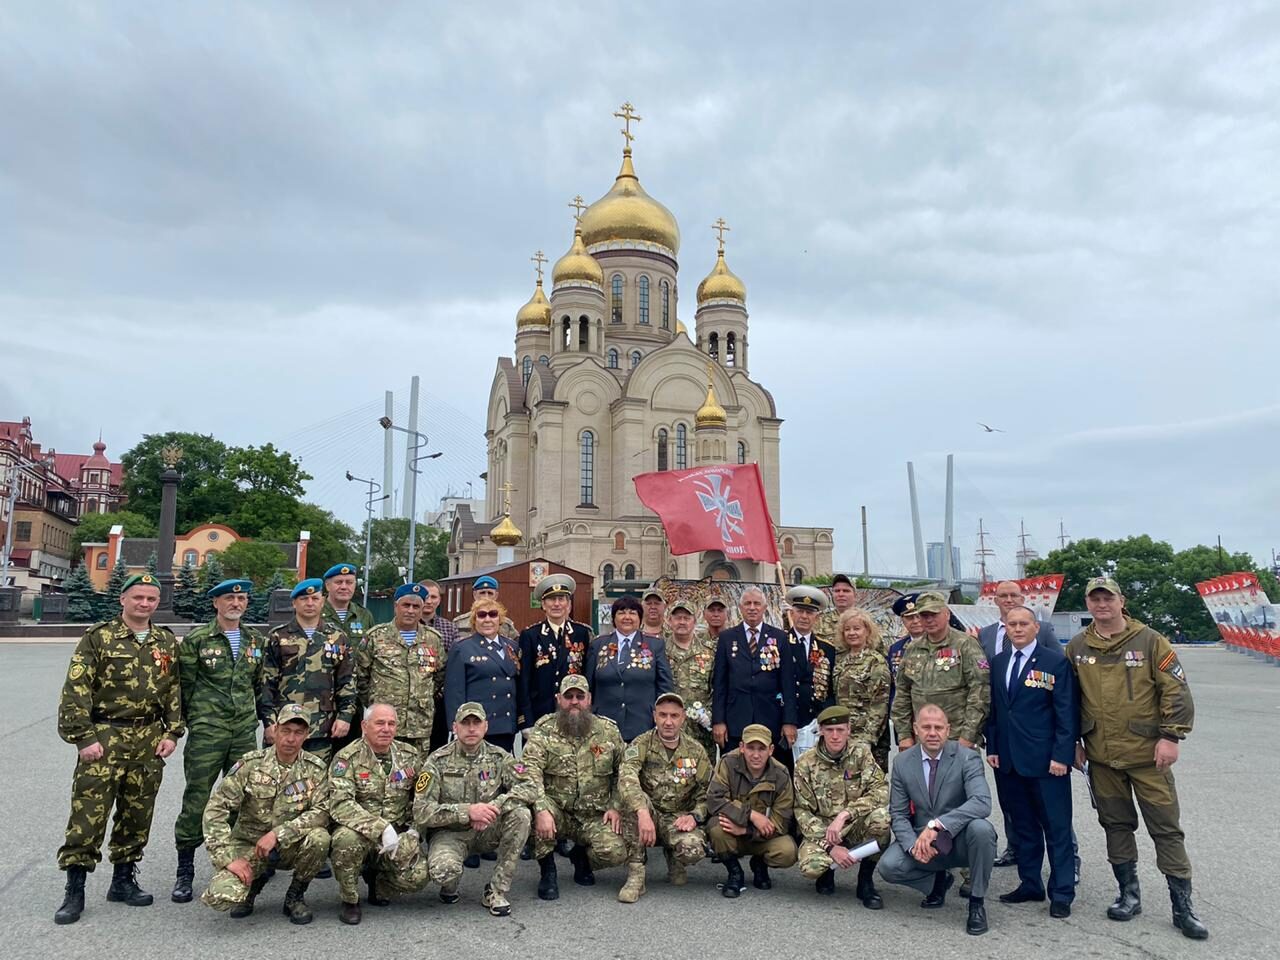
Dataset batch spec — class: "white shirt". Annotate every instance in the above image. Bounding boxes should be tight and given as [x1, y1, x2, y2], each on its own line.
[993, 623, 1007, 657]
[920, 747, 948, 831]
[796, 633, 812, 657]
[1005, 639, 1037, 690]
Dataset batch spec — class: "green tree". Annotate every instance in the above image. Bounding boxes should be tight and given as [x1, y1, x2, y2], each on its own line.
[220, 540, 289, 584]
[361, 519, 448, 583]
[99, 557, 130, 618]
[71, 510, 157, 556]
[250, 570, 286, 623]
[263, 503, 357, 581]
[368, 558, 402, 592]
[64, 565, 99, 623]
[145, 551, 159, 576]
[120, 432, 237, 530]
[173, 560, 202, 621]
[195, 554, 225, 622]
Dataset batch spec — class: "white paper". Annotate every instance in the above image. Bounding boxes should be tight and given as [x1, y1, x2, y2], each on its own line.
[846, 839, 881, 860]
[379, 824, 399, 854]
[792, 720, 819, 757]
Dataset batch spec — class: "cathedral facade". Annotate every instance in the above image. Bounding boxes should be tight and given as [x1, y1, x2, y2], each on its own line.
[448, 107, 833, 589]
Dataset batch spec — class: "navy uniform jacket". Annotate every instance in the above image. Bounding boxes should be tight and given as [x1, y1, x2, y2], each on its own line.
[517, 619, 594, 730]
[585, 632, 674, 742]
[712, 622, 797, 740]
[886, 636, 912, 708]
[788, 630, 836, 727]
[444, 634, 520, 736]
[985, 641, 1077, 776]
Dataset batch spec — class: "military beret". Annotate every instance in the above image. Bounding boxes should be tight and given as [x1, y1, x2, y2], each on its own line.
[208, 578, 253, 599]
[913, 591, 948, 614]
[534, 574, 576, 601]
[455, 701, 487, 722]
[891, 592, 922, 616]
[559, 674, 590, 695]
[668, 599, 697, 617]
[120, 573, 159, 595]
[275, 703, 311, 728]
[394, 582, 428, 602]
[472, 575, 499, 591]
[1086, 576, 1122, 596]
[786, 584, 828, 612]
[740, 724, 773, 747]
[642, 585, 665, 601]
[817, 705, 851, 726]
[323, 563, 358, 580]
[290, 578, 324, 599]
[655, 691, 686, 708]
[831, 573, 855, 589]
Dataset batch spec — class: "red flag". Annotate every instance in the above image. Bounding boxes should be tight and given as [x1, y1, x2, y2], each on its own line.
[633, 463, 780, 563]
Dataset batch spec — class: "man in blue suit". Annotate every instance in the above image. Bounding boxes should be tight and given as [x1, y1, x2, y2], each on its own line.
[986, 605, 1077, 918]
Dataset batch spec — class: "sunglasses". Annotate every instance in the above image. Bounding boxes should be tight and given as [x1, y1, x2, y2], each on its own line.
[561, 690, 587, 701]
[475, 610, 500, 619]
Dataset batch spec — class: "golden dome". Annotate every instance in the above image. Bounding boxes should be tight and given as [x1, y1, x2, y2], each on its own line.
[696, 250, 746, 305]
[552, 226, 604, 288]
[515, 279, 551, 328]
[695, 369, 728, 429]
[579, 150, 680, 255]
[674, 319, 687, 337]
[490, 512, 523, 547]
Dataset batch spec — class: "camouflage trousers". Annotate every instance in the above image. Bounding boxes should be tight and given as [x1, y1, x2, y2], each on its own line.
[58, 752, 165, 870]
[174, 725, 258, 849]
[330, 826, 429, 904]
[531, 799, 627, 869]
[707, 822, 798, 867]
[427, 806, 532, 895]
[624, 806, 708, 866]
[200, 829, 330, 911]
[1089, 761, 1191, 878]
[797, 812, 892, 878]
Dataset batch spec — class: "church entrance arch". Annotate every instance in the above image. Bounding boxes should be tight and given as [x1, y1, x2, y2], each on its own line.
[700, 550, 740, 580]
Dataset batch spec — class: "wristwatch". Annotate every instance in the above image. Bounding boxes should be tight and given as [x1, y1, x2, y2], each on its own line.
[927, 819, 943, 832]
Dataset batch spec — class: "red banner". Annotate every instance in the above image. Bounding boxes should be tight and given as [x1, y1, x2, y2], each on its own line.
[634, 463, 780, 563]
[977, 574, 1066, 620]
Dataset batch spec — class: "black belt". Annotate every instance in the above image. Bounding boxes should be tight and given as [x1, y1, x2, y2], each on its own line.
[93, 713, 162, 728]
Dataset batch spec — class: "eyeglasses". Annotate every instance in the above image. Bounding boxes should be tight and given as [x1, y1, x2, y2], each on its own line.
[475, 610, 500, 619]
[561, 690, 587, 701]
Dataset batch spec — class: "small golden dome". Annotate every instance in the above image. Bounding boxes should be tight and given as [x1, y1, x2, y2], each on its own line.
[674, 319, 687, 337]
[516, 279, 552, 328]
[490, 512, 523, 547]
[552, 226, 604, 288]
[695, 370, 728, 429]
[580, 150, 680, 254]
[696, 250, 746, 305]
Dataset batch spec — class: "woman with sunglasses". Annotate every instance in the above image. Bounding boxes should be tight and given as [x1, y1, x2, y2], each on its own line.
[444, 599, 521, 751]
[585, 596, 674, 742]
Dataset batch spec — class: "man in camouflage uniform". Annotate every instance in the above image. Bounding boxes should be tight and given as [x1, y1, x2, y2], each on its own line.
[641, 585, 672, 642]
[171, 578, 266, 903]
[794, 705, 891, 906]
[833, 621, 891, 769]
[321, 562, 376, 649]
[259, 578, 356, 762]
[518, 674, 628, 901]
[617, 692, 710, 902]
[453, 575, 518, 641]
[200, 704, 329, 923]
[707, 723, 798, 897]
[816, 573, 860, 653]
[413, 703, 534, 917]
[664, 599, 717, 761]
[328, 702, 428, 924]
[355, 583, 446, 751]
[54, 573, 184, 925]
[1068, 577, 1206, 939]
[697, 596, 730, 645]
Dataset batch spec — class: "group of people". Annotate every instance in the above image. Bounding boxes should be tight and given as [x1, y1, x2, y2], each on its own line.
[52, 565, 1208, 941]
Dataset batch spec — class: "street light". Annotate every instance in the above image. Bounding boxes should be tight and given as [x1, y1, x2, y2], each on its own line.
[377, 418, 443, 582]
[345, 471, 390, 606]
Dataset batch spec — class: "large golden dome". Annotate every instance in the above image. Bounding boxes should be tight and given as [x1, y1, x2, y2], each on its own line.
[490, 512, 524, 547]
[579, 149, 680, 255]
[552, 226, 604, 288]
[696, 250, 746, 305]
[515, 279, 551, 328]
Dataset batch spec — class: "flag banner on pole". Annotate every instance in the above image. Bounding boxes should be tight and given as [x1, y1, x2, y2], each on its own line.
[634, 463, 780, 563]
[1196, 572, 1280, 655]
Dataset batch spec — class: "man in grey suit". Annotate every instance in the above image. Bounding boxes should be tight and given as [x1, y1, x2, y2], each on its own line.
[586, 595, 674, 742]
[879, 704, 996, 936]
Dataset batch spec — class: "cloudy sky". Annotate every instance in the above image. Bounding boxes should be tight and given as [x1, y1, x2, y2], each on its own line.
[3, 1, 1278, 578]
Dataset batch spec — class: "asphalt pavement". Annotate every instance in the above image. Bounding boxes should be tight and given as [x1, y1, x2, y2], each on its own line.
[1, 642, 1275, 960]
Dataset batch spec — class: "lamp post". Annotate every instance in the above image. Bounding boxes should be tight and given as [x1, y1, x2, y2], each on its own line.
[345, 471, 389, 606]
[377, 417, 442, 583]
[154, 446, 182, 619]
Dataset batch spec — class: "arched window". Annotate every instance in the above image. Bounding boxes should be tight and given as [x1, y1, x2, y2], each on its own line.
[561, 316, 572, 348]
[579, 430, 595, 505]
[782, 537, 795, 557]
[661, 280, 670, 329]
[726, 332, 737, 367]
[737, 441, 746, 465]
[630, 350, 642, 369]
[611, 275, 624, 323]
[657, 429, 669, 471]
[638, 276, 650, 324]
[183, 549, 199, 567]
[614, 532, 626, 551]
[623, 563, 637, 581]
[607, 348, 620, 369]
[539, 355, 549, 365]
[602, 563, 615, 584]
[791, 566, 805, 585]
[521, 356, 532, 385]
[708, 332, 719, 360]
[96, 552, 108, 569]
[675, 424, 688, 469]
[578, 315, 590, 350]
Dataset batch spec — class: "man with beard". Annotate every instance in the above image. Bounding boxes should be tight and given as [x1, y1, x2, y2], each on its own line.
[517, 675, 627, 901]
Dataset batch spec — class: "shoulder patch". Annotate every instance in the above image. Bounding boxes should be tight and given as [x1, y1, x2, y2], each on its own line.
[227, 759, 245, 777]
[332, 758, 350, 777]
[415, 771, 432, 792]
[513, 762, 527, 774]
[68, 663, 86, 681]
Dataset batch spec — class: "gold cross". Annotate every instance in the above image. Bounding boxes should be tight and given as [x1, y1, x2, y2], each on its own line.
[568, 195, 587, 223]
[497, 480, 518, 513]
[614, 101, 642, 147]
[712, 218, 730, 253]
[530, 250, 547, 282]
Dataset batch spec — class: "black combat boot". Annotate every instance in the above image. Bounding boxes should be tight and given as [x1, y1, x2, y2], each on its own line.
[536, 854, 559, 901]
[1167, 876, 1209, 939]
[282, 878, 313, 925]
[1107, 861, 1141, 921]
[171, 847, 196, 903]
[856, 858, 883, 909]
[54, 866, 87, 925]
[814, 868, 835, 896]
[106, 862, 153, 906]
[364, 866, 390, 907]
[230, 874, 269, 918]
[749, 854, 772, 890]
[571, 846, 595, 886]
[721, 857, 745, 898]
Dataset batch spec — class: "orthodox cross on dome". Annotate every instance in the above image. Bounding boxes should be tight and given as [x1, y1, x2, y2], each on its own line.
[568, 195, 587, 223]
[530, 250, 547, 283]
[712, 217, 730, 254]
[497, 480, 518, 514]
[614, 101, 642, 148]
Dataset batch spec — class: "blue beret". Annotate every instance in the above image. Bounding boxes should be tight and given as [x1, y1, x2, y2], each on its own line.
[472, 575, 499, 590]
[891, 593, 921, 616]
[291, 578, 324, 599]
[323, 563, 358, 580]
[208, 578, 253, 599]
[394, 583, 428, 602]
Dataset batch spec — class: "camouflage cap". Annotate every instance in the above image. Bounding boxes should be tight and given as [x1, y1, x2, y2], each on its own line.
[1086, 576, 1123, 596]
[120, 573, 159, 595]
[642, 585, 665, 601]
[831, 573, 855, 589]
[703, 596, 728, 610]
[274, 703, 311, 728]
[454, 701, 487, 722]
[668, 599, 697, 617]
[913, 591, 948, 614]
[740, 723, 773, 746]
[559, 674, 590, 695]
[817, 705, 851, 726]
[655, 691, 686, 709]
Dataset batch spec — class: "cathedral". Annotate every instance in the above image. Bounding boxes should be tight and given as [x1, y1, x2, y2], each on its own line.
[447, 105, 833, 589]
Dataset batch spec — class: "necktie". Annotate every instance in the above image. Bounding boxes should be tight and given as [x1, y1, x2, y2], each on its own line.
[748, 628, 759, 656]
[1010, 649, 1024, 692]
[617, 637, 629, 664]
[926, 755, 940, 804]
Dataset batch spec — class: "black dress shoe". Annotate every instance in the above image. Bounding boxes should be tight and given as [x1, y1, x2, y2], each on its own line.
[966, 900, 989, 935]
[815, 869, 835, 896]
[921, 871, 954, 908]
[749, 855, 772, 890]
[999, 886, 1046, 904]
[1050, 901, 1072, 918]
